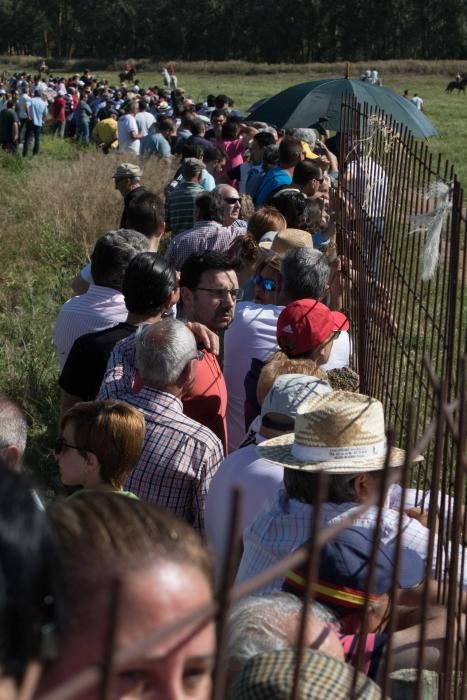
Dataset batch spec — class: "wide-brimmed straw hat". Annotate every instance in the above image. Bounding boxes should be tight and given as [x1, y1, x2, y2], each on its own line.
[257, 390, 421, 473]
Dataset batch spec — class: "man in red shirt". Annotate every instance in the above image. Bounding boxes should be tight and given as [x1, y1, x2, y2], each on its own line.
[51, 91, 66, 138]
[180, 251, 242, 454]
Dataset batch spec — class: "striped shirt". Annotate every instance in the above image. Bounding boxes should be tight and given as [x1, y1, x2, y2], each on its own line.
[235, 487, 467, 594]
[54, 284, 127, 369]
[165, 219, 247, 269]
[165, 181, 204, 236]
[122, 387, 223, 535]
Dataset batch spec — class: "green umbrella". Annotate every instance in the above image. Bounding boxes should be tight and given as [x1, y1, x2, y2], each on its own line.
[246, 78, 438, 138]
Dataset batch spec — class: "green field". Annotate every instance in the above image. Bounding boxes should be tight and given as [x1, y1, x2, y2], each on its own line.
[0, 62, 465, 494]
[97, 66, 467, 184]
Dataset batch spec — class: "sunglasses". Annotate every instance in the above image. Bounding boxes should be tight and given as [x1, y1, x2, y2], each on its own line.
[223, 197, 241, 205]
[54, 437, 86, 454]
[254, 274, 277, 292]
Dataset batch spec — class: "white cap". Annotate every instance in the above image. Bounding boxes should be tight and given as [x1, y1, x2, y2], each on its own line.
[261, 374, 332, 424]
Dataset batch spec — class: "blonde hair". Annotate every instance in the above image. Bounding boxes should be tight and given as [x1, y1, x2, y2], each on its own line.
[60, 400, 145, 489]
[257, 351, 328, 405]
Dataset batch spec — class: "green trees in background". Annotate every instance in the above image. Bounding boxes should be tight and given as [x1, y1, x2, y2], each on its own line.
[1, 0, 467, 61]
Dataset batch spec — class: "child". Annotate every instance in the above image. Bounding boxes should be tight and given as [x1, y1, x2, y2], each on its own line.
[55, 400, 145, 498]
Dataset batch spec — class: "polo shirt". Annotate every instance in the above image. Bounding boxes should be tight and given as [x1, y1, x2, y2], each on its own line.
[255, 166, 292, 206]
[59, 321, 137, 400]
[165, 181, 204, 236]
[140, 132, 171, 158]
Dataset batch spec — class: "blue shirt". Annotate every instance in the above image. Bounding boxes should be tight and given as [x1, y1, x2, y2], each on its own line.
[141, 132, 171, 158]
[255, 167, 292, 206]
[29, 97, 48, 127]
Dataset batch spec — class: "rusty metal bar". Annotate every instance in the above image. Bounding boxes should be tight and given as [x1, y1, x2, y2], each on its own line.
[211, 488, 243, 700]
[98, 578, 121, 700]
[290, 472, 327, 700]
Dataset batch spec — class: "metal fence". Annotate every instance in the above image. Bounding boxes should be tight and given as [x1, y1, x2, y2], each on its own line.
[29, 102, 467, 700]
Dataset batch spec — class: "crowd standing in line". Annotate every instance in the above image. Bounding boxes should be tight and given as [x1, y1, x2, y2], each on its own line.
[0, 66, 460, 699]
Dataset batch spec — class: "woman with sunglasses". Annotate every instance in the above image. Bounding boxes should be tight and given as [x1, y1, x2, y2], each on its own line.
[55, 400, 145, 498]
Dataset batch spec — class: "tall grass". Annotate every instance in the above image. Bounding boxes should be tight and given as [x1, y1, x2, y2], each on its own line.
[0, 144, 173, 492]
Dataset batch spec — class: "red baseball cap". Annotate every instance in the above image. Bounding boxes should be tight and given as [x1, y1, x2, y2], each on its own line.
[277, 299, 349, 357]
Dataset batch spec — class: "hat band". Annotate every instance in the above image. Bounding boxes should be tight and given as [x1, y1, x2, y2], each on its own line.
[291, 439, 387, 462]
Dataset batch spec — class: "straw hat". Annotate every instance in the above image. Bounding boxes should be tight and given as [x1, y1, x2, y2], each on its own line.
[257, 390, 421, 473]
[260, 228, 313, 269]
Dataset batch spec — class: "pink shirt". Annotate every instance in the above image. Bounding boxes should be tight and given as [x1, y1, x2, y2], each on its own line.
[216, 138, 245, 181]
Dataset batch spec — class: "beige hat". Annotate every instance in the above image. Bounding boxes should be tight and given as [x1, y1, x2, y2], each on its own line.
[262, 228, 313, 269]
[257, 390, 422, 473]
[112, 163, 142, 180]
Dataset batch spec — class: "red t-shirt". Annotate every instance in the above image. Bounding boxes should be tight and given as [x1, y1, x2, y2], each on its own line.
[183, 351, 228, 454]
[52, 96, 66, 121]
[133, 351, 228, 454]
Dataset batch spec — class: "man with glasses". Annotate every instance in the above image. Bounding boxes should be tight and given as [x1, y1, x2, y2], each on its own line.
[292, 159, 326, 201]
[121, 318, 223, 535]
[178, 252, 243, 452]
[216, 183, 242, 226]
[165, 190, 247, 270]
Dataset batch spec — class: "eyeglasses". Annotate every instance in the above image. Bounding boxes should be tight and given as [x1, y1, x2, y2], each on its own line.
[223, 197, 241, 205]
[54, 437, 87, 454]
[254, 274, 277, 292]
[315, 177, 325, 183]
[195, 287, 243, 301]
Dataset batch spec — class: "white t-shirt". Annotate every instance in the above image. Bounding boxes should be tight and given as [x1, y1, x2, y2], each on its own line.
[411, 96, 424, 111]
[205, 434, 283, 582]
[117, 114, 140, 154]
[135, 111, 156, 136]
[223, 302, 351, 451]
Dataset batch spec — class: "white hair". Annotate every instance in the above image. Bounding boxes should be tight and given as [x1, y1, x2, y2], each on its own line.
[293, 128, 318, 149]
[0, 395, 27, 461]
[227, 593, 337, 667]
[136, 319, 197, 387]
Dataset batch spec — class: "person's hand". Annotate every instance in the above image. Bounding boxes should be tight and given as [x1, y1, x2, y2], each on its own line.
[405, 506, 438, 531]
[186, 322, 219, 355]
[327, 256, 344, 311]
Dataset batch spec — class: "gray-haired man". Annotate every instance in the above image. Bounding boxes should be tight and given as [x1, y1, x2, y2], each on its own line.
[122, 318, 223, 536]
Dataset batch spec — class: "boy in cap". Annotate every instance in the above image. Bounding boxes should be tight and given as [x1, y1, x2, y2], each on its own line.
[277, 298, 350, 366]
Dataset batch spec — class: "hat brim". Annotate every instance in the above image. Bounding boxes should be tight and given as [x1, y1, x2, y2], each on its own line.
[257, 433, 422, 473]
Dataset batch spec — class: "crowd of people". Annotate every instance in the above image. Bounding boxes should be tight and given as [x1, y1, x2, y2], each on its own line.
[0, 71, 460, 699]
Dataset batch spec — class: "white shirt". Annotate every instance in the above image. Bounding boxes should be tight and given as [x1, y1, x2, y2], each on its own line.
[17, 94, 31, 120]
[223, 302, 351, 451]
[135, 110, 156, 136]
[346, 156, 388, 220]
[117, 114, 140, 154]
[54, 284, 127, 369]
[411, 96, 424, 111]
[205, 432, 283, 582]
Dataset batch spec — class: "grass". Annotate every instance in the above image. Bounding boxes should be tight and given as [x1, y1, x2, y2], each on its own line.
[0, 60, 465, 494]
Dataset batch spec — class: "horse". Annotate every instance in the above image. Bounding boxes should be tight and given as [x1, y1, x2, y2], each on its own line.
[445, 79, 466, 94]
[118, 67, 136, 84]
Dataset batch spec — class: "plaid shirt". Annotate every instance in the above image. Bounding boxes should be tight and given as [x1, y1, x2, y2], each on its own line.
[122, 387, 223, 536]
[97, 332, 136, 400]
[235, 487, 466, 594]
[165, 219, 247, 269]
[229, 649, 382, 699]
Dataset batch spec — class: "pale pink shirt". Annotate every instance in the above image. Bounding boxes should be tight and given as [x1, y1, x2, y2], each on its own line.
[54, 284, 127, 369]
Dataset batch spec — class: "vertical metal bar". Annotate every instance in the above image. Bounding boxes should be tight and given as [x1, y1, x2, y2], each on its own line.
[98, 577, 121, 700]
[350, 429, 395, 699]
[380, 403, 413, 697]
[290, 473, 327, 700]
[211, 488, 243, 700]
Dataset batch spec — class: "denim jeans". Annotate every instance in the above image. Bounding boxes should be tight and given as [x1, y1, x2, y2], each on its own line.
[77, 121, 90, 143]
[22, 121, 42, 156]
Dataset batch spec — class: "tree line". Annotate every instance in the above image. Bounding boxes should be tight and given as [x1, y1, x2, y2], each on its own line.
[1, 0, 467, 63]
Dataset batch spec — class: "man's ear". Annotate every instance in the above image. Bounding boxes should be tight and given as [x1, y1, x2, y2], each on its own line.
[180, 286, 194, 309]
[2, 445, 20, 471]
[353, 473, 373, 502]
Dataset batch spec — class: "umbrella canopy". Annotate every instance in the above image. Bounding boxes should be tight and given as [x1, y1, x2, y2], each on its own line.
[246, 78, 438, 138]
